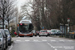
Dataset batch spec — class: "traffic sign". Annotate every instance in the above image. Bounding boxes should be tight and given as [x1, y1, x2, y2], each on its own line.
[67, 18, 70, 22]
[42, 27, 44, 29]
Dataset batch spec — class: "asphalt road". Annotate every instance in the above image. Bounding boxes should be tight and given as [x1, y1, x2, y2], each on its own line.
[7, 36, 75, 50]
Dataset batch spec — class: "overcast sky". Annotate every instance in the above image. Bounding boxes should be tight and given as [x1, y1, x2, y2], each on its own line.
[17, 0, 30, 7]
[16, 0, 33, 20]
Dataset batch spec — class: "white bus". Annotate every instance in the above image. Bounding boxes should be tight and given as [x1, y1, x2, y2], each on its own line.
[14, 20, 34, 37]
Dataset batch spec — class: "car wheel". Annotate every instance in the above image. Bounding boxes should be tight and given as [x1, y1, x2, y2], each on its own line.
[8, 41, 11, 46]
[35, 35, 37, 36]
[6, 43, 8, 49]
[4, 43, 6, 50]
[9, 43, 11, 46]
[1, 44, 4, 50]
[39, 35, 41, 37]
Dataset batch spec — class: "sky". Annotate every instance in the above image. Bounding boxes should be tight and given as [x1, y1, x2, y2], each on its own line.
[17, 0, 30, 7]
[17, 0, 33, 20]
[17, 0, 31, 12]
[10, 0, 33, 23]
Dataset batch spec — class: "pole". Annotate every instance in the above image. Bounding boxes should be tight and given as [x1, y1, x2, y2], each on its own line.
[68, 22, 69, 33]
[67, 18, 70, 33]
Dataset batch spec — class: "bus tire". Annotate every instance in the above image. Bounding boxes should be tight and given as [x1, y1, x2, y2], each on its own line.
[39, 35, 41, 37]
[46, 35, 48, 37]
[30, 36, 33, 37]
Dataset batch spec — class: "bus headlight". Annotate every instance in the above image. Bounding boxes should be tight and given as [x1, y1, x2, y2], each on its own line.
[19, 32, 22, 34]
[28, 32, 32, 34]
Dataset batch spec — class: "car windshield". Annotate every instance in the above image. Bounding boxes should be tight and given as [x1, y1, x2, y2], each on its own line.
[0, 33, 2, 38]
[4, 30, 9, 35]
[40, 31, 47, 32]
[51, 30, 57, 32]
[57, 30, 61, 32]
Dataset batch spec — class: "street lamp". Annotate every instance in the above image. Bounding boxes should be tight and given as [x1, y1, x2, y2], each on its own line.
[67, 18, 70, 33]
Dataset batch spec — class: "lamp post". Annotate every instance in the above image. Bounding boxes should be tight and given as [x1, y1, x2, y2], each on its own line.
[67, 18, 70, 33]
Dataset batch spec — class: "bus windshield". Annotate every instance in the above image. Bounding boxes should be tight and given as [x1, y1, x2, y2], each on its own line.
[19, 24, 33, 33]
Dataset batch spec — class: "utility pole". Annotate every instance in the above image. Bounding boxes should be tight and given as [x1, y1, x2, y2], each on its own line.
[16, 7, 19, 36]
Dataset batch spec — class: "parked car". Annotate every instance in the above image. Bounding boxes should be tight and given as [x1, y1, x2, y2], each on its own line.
[39, 30, 49, 37]
[56, 30, 62, 35]
[47, 30, 51, 35]
[50, 29, 57, 35]
[36, 31, 40, 35]
[4, 29, 11, 45]
[0, 29, 7, 50]
[50, 29, 62, 35]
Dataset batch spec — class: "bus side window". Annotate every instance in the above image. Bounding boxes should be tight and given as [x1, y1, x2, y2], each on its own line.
[29, 24, 33, 31]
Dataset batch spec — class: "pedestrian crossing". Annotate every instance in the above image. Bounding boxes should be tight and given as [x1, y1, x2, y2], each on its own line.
[15, 39, 74, 42]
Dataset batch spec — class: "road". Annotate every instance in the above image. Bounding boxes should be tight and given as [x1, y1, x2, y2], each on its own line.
[8, 36, 75, 50]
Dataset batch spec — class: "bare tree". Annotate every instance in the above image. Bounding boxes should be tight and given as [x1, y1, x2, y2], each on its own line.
[0, 0, 17, 29]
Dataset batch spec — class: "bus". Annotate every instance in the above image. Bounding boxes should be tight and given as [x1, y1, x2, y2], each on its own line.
[14, 20, 34, 37]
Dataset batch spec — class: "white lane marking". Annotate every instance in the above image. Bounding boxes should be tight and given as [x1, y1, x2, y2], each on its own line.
[42, 40, 47, 41]
[54, 46, 63, 48]
[18, 37, 20, 38]
[16, 40, 21, 41]
[33, 40, 41, 42]
[51, 40, 56, 42]
[55, 49, 57, 50]
[8, 45, 13, 50]
[37, 36, 40, 38]
[47, 43, 55, 48]
[25, 40, 30, 42]
[33, 40, 38, 42]
[64, 46, 74, 49]
[59, 40, 65, 42]
[47, 43, 57, 50]
[67, 40, 74, 42]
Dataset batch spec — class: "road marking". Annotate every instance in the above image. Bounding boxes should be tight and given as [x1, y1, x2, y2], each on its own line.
[25, 40, 30, 42]
[64, 46, 74, 49]
[47, 43, 57, 50]
[8, 45, 13, 50]
[42, 40, 47, 41]
[47, 43, 55, 48]
[59, 40, 65, 42]
[51, 40, 56, 42]
[67, 40, 74, 42]
[54, 46, 63, 48]
[33, 40, 39, 41]
[55, 49, 57, 50]
[37, 36, 40, 38]
[33, 40, 41, 42]
[16, 40, 21, 41]
[18, 37, 20, 38]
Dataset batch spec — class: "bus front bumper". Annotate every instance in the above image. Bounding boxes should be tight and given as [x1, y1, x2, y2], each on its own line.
[19, 33, 33, 36]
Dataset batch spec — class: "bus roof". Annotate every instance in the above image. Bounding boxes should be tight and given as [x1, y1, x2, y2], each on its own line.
[20, 20, 32, 24]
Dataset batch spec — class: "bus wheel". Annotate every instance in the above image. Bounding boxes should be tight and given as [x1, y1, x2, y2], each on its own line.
[46, 35, 48, 37]
[30, 36, 33, 37]
[39, 35, 41, 37]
